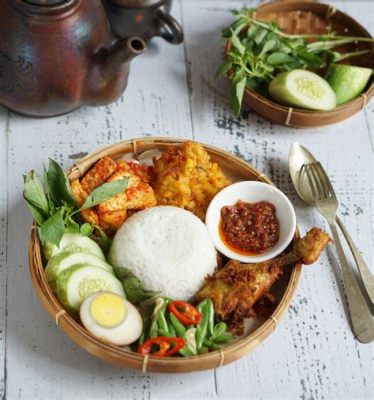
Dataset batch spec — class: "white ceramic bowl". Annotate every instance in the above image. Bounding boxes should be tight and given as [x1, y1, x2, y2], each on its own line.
[206, 181, 296, 263]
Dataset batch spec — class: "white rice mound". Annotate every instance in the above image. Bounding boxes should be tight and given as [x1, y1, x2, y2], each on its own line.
[108, 206, 217, 300]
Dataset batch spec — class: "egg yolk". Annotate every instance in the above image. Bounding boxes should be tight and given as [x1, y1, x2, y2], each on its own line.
[89, 293, 127, 328]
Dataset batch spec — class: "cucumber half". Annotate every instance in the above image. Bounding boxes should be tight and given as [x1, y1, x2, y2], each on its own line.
[325, 64, 372, 105]
[45, 252, 114, 293]
[56, 264, 125, 312]
[44, 233, 105, 261]
[269, 69, 337, 111]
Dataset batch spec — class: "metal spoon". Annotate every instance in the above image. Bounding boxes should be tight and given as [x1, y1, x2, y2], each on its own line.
[289, 143, 374, 306]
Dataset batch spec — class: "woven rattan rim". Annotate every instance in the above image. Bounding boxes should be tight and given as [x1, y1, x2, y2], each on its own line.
[28, 137, 302, 372]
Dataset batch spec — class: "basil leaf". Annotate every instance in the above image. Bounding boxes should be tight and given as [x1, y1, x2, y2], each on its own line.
[266, 52, 295, 65]
[39, 211, 64, 247]
[114, 267, 159, 303]
[80, 223, 93, 236]
[23, 171, 49, 216]
[254, 28, 267, 46]
[24, 200, 46, 226]
[230, 31, 246, 56]
[297, 50, 324, 68]
[231, 75, 247, 117]
[66, 215, 80, 233]
[46, 159, 75, 209]
[246, 24, 258, 40]
[215, 60, 232, 78]
[259, 38, 277, 56]
[79, 178, 129, 211]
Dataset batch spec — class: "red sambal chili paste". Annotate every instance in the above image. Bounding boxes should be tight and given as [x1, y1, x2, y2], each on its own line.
[219, 200, 279, 255]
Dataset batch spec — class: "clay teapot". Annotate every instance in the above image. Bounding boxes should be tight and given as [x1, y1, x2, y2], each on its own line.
[0, 0, 147, 117]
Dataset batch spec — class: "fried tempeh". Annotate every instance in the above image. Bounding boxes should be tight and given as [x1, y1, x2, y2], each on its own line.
[195, 228, 331, 334]
[80, 156, 117, 193]
[96, 162, 156, 214]
[70, 179, 99, 225]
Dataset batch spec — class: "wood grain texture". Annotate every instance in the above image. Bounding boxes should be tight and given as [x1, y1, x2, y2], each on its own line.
[0, 108, 8, 400]
[0, 0, 373, 399]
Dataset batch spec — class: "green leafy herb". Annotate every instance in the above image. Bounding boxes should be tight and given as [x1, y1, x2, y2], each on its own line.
[114, 267, 159, 303]
[217, 7, 374, 116]
[23, 171, 49, 215]
[23, 159, 129, 250]
[77, 178, 129, 212]
[80, 223, 94, 237]
[39, 211, 65, 246]
[46, 159, 75, 209]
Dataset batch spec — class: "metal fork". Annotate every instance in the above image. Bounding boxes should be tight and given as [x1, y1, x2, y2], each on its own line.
[305, 162, 374, 343]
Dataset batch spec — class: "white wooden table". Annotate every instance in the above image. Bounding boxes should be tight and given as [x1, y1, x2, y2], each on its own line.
[0, 1, 373, 399]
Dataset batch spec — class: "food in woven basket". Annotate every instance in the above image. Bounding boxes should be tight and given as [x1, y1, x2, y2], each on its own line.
[218, 7, 374, 116]
[24, 141, 331, 358]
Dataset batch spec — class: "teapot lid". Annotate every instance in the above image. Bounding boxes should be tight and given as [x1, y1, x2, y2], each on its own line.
[23, 0, 68, 5]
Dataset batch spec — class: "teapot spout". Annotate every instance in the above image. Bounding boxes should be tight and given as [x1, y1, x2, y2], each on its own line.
[86, 37, 146, 105]
[105, 37, 147, 70]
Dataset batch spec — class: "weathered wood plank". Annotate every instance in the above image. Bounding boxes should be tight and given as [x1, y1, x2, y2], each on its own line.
[182, 1, 373, 399]
[0, 107, 9, 400]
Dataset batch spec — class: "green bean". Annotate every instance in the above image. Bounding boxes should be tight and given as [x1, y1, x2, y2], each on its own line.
[179, 346, 195, 357]
[138, 327, 146, 346]
[198, 346, 209, 355]
[206, 299, 215, 336]
[210, 322, 227, 340]
[195, 325, 203, 350]
[196, 299, 211, 349]
[149, 319, 158, 338]
[158, 328, 173, 338]
[210, 343, 221, 351]
[169, 312, 186, 337]
[203, 338, 221, 351]
[168, 324, 176, 337]
[157, 309, 169, 333]
[212, 333, 235, 343]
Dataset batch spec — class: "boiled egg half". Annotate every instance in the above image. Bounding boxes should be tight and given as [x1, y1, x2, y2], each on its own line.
[80, 291, 143, 346]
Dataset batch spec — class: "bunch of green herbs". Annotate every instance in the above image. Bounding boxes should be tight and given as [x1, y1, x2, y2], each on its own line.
[217, 7, 374, 116]
[23, 159, 128, 251]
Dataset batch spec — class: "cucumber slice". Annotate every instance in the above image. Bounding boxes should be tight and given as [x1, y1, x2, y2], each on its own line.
[325, 64, 373, 105]
[44, 233, 105, 261]
[56, 264, 125, 312]
[45, 252, 114, 293]
[269, 69, 337, 110]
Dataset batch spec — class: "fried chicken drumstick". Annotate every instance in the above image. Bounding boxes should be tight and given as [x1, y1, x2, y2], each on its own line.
[195, 228, 331, 334]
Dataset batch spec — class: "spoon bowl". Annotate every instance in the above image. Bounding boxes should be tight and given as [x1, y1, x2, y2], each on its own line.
[288, 143, 318, 205]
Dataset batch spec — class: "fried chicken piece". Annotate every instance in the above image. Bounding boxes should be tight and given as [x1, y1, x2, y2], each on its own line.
[96, 162, 156, 214]
[195, 228, 331, 334]
[153, 141, 231, 219]
[70, 179, 99, 225]
[80, 156, 117, 193]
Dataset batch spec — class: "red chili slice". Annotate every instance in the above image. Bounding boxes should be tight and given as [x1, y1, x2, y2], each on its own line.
[138, 336, 185, 357]
[168, 300, 202, 326]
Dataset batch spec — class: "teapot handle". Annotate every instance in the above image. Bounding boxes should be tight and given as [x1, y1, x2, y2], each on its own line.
[155, 9, 183, 44]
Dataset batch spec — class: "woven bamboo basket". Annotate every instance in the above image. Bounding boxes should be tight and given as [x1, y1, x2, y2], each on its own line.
[28, 137, 302, 373]
[225, 1, 374, 128]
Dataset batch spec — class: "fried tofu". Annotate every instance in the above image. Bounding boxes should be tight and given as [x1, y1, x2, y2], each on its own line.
[71, 157, 156, 233]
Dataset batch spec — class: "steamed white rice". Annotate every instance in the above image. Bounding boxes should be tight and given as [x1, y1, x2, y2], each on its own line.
[108, 206, 217, 300]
